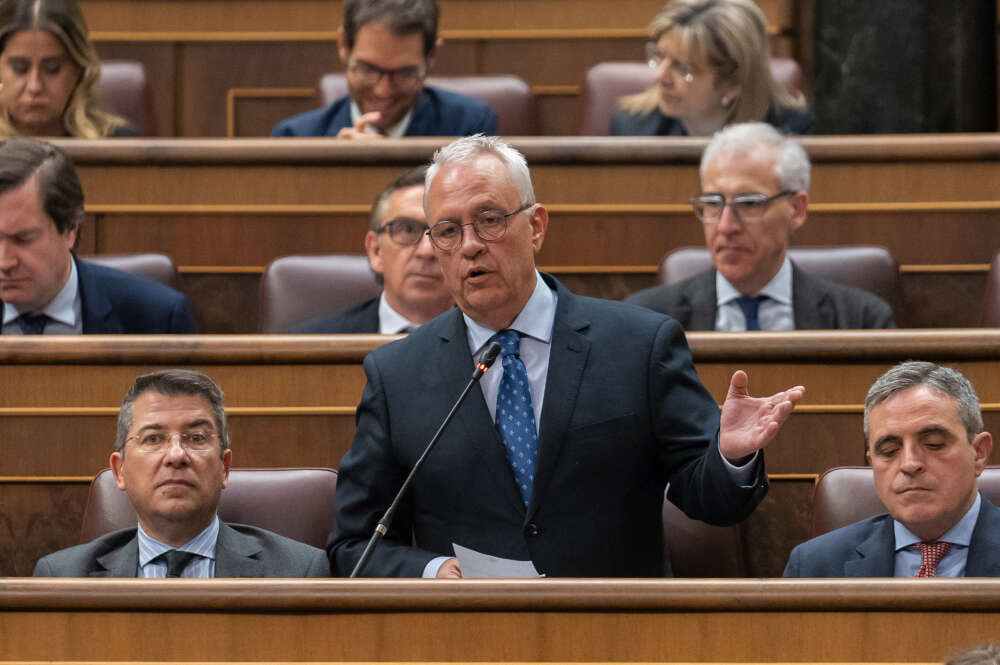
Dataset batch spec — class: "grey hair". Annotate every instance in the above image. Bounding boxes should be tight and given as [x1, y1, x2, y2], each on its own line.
[945, 645, 1000, 665]
[424, 134, 535, 208]
[700, 121, 810, 192]
[115, 369, 230, 457]
[863, 361, 984, 444]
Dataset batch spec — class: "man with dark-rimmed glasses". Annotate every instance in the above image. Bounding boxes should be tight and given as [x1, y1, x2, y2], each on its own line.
[293, 166, 453, 333]
[628, 121, 894, 330]
[271, 0, 496, 138]
[330, 134, 806, 578]
[34, 369, 330, 577]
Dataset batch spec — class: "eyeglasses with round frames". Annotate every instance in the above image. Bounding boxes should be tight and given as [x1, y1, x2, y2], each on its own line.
[427, 203, 533, 252]
[376, 217, 430, 246]
[645, 42, 694, 84]
[349, 60, 425, 91]
[126, 430, 219, 454]
[690, 191, 796, 224]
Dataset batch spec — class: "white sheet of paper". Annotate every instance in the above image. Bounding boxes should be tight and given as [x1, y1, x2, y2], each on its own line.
[452, 543, 543, 578]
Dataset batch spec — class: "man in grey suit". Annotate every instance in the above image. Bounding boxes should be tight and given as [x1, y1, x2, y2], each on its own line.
[784, 361, 999, 577]
[627, 122, 894, 330]
[34, 369, 329, 577]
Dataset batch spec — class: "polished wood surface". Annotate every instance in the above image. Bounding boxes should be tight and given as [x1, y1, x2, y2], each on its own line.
[2, 579, 999, 662]
[61, 136, 1000, 331]
[3, 331, 1000, 577]
[81, 0, 798, 136]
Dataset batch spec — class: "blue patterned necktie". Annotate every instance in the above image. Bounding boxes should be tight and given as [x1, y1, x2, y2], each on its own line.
[16, 313, 49, 335]
[491, 329, 538, 506]
[734, 295, 766, 331]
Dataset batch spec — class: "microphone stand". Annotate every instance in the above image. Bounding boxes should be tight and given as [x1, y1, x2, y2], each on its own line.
[350, 342, 502, 578]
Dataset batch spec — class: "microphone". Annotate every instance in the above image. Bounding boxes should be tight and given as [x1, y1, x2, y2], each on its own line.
[350, 341, 502, 578]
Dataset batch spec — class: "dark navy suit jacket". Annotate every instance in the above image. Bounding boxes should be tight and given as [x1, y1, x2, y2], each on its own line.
[291, 297, 381, 334]
[33, 522, 330, 577]
[1, 256, 197, 334]
[783, 495, 1000, 577]
[625, 264, 895, 330]
[271, 87, 497, 137]
[329, 274, 768, 577]
[610, 104, 814, 136]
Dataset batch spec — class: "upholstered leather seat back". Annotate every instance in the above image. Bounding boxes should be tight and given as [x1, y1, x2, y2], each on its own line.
[79, 467, 338, 549]
[811, 466, 1000, 538]
[660, 245, 900, 307]
[81, 253, 179, 288]
[258, 254, 381, 333]
[317, 73, 535, 135]
[577, 58, 803, 136]
[95, 60, 156, 135]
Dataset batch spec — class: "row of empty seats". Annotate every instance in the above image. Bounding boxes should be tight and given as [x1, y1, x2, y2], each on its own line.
[84, 246, 1000, 333]
[97, 59, 803, 137]
[77, 466, 1000, 577]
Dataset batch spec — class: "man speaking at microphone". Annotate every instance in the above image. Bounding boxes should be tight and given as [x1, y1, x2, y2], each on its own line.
[329, 135, 805, 578]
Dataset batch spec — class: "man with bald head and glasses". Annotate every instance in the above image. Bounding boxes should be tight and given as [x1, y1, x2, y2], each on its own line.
[627, 122, 894, 330]
[34, 369, 330, 578]
[271, 0, 496, 138]
[330, 134, 805, 578]
[293, 166, 453, 333]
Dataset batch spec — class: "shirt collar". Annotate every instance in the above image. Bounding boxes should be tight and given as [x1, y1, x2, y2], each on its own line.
[464, 271, 556, 354]
[349, 99, 414, 137]
[893, 492, 981, 551]
[716, 255, 793, 306]
[137, 515, 221, 566]
[2, 256, 79, 327]
[377, 292, 420, 334]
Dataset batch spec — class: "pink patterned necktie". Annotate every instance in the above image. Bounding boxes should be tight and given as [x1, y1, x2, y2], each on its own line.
[914, 541, 952, 577]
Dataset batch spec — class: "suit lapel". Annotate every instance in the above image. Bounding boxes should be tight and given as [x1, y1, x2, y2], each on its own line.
[682, 271, 718, 331]
[844, 516, 896, 577]
[94, 532, 140, 577]
[75, 256, 123, 333]
[965, 495, 1000, 576]
[214, 522, 264, 577]
[790, 264, 836, 329]
[433, 310, 524, 509]
[529, 278, 591, 519]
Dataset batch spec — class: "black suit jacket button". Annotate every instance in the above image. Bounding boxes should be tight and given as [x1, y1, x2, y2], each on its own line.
[524, 522, 539, 536]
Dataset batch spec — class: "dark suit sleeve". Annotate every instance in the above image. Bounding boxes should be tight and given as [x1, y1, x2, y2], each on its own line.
[328, 352, 441, 577]
[168, 294, 198, 333]
[32, 557, 54, 576]
[867, 297, 895, 329]
[303, 548, 332, 577]
[650, 317, 767, 525]
[478, 106, 498, 135]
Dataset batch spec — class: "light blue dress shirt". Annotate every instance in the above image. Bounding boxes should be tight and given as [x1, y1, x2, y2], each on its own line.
[715, 256, 794, 331]
[892, 493, 980, 577]
[137, 516, 220, 578]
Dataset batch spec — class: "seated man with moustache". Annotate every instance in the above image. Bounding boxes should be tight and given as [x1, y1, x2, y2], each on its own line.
[784, 361, 999, 577]
[271, 0, 496, 139]
[293, 166, 453, 333]
[0, 137, 196, 334]
[627, 122, 893, 330]
[34, 369, 330, 577]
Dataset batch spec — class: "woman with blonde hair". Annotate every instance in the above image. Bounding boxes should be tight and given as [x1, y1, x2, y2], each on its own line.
[612, 0, 811, 136]
[0, 0, 132, 137]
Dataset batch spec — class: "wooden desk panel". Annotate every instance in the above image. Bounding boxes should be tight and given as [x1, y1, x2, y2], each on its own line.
[2, 580, 998, 662]
[82, 1, 796, 136]
[65, 137, 1000, 330]
[4, 332, 1000, 577]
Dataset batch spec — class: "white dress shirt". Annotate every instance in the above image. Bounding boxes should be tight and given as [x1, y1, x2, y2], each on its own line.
[378, 293, 422, 334]
[350, 99, 414, 137]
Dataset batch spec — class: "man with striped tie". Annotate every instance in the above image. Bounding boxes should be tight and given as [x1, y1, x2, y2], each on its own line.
[784, 361, 1000, 577]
